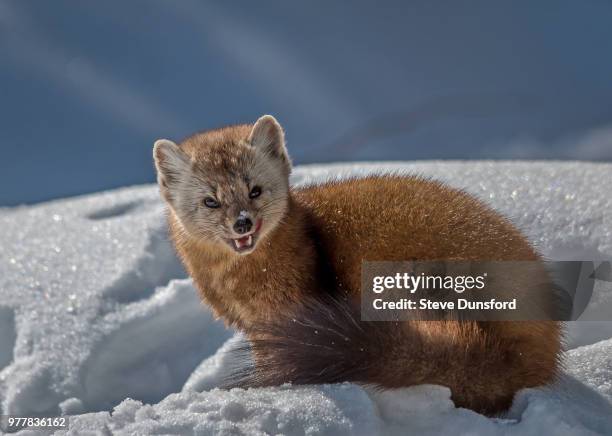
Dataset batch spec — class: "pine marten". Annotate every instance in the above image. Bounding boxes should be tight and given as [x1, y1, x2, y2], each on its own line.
[153, 115, 562, 416]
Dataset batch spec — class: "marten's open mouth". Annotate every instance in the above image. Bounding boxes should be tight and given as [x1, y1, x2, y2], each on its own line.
[228, 219, 262, 253]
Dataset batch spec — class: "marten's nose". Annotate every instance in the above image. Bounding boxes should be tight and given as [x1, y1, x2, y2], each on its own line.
[233, 217, 253, 234]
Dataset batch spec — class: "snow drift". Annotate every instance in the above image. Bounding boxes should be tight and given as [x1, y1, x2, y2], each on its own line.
[0, 161, 611, 435]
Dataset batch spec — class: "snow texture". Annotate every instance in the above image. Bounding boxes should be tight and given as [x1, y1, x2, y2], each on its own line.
[1, 161, 611, 435]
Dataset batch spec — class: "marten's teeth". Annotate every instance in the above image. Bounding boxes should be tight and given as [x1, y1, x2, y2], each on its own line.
[234, 235, 254, 250]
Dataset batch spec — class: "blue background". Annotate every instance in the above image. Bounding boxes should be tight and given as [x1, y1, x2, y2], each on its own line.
[1, 0, 611, 206]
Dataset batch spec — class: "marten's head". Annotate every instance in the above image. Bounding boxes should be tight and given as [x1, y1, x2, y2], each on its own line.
[153, 115, 291, 255]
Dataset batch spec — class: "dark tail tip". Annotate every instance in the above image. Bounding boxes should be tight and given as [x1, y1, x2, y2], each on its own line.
[220, 295, 391, 389]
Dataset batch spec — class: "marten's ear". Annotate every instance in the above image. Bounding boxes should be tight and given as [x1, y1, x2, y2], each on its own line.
[153, 139, 189, 203]
[249, 115, 291, 171]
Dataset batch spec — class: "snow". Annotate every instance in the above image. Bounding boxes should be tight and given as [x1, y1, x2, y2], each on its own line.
[0, 161, 611, 435]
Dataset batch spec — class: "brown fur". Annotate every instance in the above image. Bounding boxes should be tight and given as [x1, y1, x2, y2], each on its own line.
[154, 116, 562, 416]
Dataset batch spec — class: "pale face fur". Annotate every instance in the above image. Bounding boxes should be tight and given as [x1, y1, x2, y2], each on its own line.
[153, 115, 292, 255]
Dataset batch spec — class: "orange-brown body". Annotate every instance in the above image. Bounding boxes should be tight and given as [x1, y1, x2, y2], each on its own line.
[169, 176, 561, 414]
[155, 116, 562, 416]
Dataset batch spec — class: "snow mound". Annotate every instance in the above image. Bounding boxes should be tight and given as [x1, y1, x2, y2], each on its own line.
[1, 161, 611, 435]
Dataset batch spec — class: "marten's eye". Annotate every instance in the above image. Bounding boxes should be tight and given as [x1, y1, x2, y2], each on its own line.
[249, 186, 262, 199]
[204, 197, 220, 208]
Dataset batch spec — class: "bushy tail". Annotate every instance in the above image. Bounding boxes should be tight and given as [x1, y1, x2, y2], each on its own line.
[222, 295, 561, 416]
